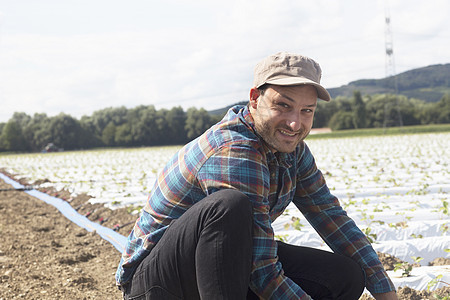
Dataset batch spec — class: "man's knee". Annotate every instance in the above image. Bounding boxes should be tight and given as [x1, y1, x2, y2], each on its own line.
[339, 256, 365, 298]
[207, 189, 253, 221]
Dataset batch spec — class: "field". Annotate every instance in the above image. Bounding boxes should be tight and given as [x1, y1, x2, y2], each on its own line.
[0, 132, 449, 296]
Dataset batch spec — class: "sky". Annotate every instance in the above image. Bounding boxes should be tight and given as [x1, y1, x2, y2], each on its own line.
[0, 0, 449, 122]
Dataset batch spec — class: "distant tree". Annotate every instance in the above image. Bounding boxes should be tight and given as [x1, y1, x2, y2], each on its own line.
[11, 112, 31, 129]
[128, 105, 159, 146]
[185, 108, 213, 140]
[47, 113, 85, 150]
[365, 95, 390, 128]
[102, 122, 117, 146]
[91, 106, 128, 138]
[155, 109, 169, 145]
[165, 106, 187, 144]
[314, 100, 339, 128]
[0, 120, 28, 151]
[22, 113, 51, 151]
[397, 97, 421, 126]
[328, 111, 354, 130]
[79, 116, 103, 147]
[435, 93, 450, 123]
[115, 123, 132, 146]
[352, 91, 366, 129]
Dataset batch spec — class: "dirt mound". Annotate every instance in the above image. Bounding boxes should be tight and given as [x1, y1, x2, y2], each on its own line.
[429, 257, 450, 266]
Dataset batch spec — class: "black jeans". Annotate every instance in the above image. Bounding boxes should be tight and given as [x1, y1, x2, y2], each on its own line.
[122, 189, 254, 299]
[122, 189, 365, 300]
[247, 242, 365, 299]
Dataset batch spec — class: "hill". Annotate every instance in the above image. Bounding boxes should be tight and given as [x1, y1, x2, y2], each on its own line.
[210, 63, 449, 115]
[328, 63, 449, 102]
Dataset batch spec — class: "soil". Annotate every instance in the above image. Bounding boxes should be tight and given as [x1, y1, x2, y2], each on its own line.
[0, 175, 124, 299]
[0, 171, 449, 299]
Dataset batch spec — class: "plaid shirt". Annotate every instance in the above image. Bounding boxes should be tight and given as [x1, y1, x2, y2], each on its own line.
[116, 105, 395, 298]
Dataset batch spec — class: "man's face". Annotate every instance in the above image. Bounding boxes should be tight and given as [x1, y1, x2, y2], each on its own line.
[249, 84, 318, 153]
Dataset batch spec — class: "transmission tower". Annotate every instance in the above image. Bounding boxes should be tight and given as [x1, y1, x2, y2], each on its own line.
[383, 5, 403, 128]
[385, 13, 396, 84]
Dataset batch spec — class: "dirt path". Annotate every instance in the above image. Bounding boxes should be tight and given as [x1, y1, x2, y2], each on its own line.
[0, 179, 123, 299]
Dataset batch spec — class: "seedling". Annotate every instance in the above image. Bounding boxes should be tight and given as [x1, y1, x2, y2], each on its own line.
[433, 199, 449, 219]
[362, 227, 377, 244]
[127, 205, 143, 215]
[427, 274, 450, 300]
[275, 234, 289, 243]
[410, 233, 423, 239]
[284, 216, 304, 231]
[393, 256, 423, 277]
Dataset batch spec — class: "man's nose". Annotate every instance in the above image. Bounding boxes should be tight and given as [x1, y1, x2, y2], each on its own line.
[286, 113, 301, 132]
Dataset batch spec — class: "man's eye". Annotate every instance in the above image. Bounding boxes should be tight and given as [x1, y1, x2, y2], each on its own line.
[278, 102, 289, 108]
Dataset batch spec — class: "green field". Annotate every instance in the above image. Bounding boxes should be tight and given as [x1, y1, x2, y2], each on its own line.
[307, 123, 450, 140]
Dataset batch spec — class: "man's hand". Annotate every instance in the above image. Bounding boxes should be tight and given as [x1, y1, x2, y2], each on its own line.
[372, 291, 398, 300]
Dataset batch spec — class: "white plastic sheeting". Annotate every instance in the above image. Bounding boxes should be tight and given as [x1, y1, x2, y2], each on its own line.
[0, 173, 127, 253]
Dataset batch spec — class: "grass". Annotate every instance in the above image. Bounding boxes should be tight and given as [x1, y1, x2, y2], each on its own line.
[307, 123, 450, 140]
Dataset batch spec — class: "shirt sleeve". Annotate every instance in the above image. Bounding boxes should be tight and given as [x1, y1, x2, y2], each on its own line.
[197, 143, 312, 299]
[293, 144, 395, 294]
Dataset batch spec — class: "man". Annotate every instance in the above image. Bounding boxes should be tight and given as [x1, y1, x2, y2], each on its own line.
[116, 52, 398, 299]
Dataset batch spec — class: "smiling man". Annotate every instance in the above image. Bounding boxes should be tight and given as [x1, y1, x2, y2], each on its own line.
[116, 52, 397, 299]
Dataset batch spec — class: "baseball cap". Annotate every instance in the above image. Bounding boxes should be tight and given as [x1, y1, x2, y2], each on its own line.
[253, 52, 331, 101]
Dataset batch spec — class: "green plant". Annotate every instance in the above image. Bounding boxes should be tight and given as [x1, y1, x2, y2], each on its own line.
[284, 216, 304, 231]
[362, 227, 377, 244]
[394, 262, 412, 277]
[433, 199, 449, 218]
[428, 274, 443, 291]
[373, 202, 391, 212]
[394, 256, 423, 277]
[427, 274, 450, 300]
[127, 205, 143, 214]
[275, 234, 289, 243]
[410, 233, 423, 239]
[394, 211, 413, 227]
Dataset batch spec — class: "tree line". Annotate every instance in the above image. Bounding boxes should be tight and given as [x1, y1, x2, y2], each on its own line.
[313, 92, 450, 130]
[0, 106, 222, 152]
[0, 92, 449, 152]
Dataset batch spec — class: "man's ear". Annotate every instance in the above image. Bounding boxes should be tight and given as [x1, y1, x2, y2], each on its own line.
[249, 87, 260, 109]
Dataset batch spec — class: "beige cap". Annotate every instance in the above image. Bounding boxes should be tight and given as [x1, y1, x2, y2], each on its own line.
[253, 52, 331, 101]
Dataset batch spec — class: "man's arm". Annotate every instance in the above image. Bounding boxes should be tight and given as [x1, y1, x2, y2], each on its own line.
[293, 143, 396, 295]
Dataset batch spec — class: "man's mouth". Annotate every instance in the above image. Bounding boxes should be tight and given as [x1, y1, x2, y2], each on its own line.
[279, 129, 298, 137]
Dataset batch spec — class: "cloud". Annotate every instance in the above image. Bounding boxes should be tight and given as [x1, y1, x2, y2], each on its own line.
[0, 0, 448, 122]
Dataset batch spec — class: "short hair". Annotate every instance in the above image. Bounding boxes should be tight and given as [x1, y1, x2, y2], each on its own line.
[257, 84, 270, 96]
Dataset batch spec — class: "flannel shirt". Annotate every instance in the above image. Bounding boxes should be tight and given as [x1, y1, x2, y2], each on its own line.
[116, 105, 395, 298]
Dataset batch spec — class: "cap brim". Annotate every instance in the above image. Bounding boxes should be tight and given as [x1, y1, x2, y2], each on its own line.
[265, 77, 331, 102]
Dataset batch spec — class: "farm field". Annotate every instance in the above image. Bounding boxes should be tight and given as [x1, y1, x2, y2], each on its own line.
[0, 132, 449, 295]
